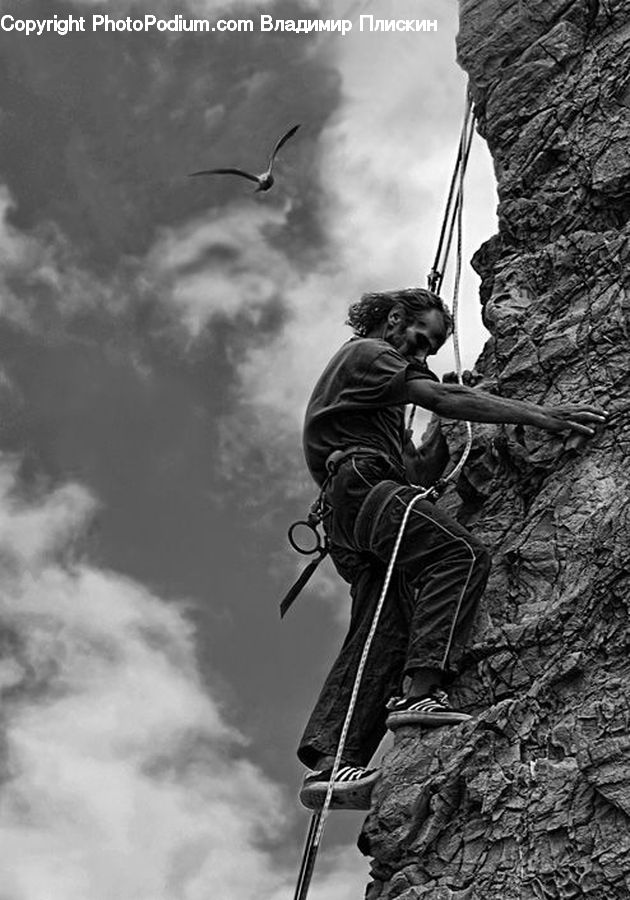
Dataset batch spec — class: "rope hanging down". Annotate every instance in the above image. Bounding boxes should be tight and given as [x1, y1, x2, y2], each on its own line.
[408, 92, 476, 436]
[447, 94, 474, 483]
[292, 93, 478, 900]
[427, 94, 475, 296]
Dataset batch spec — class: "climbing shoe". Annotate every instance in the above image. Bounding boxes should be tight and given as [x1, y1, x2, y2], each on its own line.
[385, 688, 472, 729]
[299, 765, 381, 811]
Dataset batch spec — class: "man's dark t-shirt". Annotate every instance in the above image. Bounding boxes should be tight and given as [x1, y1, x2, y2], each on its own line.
[303, 337, 438, 486]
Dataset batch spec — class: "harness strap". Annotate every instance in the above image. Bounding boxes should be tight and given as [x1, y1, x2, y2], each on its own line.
[280, 447, 405, 619]
[324, 445, 399, 477]
[280, 552, 328, 619]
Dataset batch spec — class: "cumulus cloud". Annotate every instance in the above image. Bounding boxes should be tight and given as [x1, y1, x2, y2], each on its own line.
[146, 201, 297, 339]
[0, 459, 365, 900]
[0, 186, 60, 330]
[0, 185, 131, 333]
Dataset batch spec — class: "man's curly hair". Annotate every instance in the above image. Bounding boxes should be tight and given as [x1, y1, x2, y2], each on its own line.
[346, 288, 453, 338]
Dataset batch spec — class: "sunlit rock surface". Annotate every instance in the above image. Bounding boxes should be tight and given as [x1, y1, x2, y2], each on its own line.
[360, 1, 630, 897]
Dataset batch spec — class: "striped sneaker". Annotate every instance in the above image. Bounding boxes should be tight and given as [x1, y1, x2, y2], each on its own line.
[385, 688, 472, 729]
[299, 765, 381, 811]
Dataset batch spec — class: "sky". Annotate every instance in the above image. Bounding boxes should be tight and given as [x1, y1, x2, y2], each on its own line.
[0, 1, 497, 898]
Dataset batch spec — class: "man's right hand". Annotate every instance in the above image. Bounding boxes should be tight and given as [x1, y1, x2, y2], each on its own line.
[537, 405, 609, 436]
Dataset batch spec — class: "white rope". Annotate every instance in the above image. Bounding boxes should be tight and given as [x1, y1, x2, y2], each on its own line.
[448, 101, 473, 483]
[311, 485, 434, 851]
[407, 93, 475, 440]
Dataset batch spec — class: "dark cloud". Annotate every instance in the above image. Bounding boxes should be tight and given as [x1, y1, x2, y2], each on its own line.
[0, 0, 339, 269]
[0, 0, 342, 520]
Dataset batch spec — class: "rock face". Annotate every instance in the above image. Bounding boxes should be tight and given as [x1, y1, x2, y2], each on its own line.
[359, 1, 630, 898]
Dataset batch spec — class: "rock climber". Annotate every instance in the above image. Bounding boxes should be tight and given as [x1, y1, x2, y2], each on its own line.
[297, 287, 607, 810]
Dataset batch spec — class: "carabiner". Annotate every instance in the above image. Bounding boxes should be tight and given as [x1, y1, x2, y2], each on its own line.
[288, 520, 326, 556]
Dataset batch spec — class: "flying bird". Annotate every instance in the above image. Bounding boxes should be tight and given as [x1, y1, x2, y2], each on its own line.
[188, 124, 301, 192]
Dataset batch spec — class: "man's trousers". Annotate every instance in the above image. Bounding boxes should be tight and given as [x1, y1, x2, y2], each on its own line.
[298, 456, 491, 769]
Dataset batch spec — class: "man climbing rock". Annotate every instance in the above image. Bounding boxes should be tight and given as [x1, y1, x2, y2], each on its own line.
[297, 287, 607, 811]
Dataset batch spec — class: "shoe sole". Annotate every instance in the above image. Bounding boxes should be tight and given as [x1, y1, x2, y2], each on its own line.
[386, 710, 472, 729]
[299, 773, 380, 811]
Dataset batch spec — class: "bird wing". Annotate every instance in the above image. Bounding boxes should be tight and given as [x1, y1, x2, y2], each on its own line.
[188, 167, 260, 183]
[267, 124, 301, 170]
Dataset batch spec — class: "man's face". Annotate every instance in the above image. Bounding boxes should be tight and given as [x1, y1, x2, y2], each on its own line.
[385, 306, 448, 363]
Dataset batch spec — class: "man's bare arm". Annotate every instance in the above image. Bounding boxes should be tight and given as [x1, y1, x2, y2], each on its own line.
[407, 379, 608, 435]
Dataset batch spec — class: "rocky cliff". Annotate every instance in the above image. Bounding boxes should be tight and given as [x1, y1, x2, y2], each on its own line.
[359, 1, 630, 898]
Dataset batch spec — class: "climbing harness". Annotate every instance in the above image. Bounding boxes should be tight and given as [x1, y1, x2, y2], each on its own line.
[280, 447, 401, 618]
[290, 93, 477, 900]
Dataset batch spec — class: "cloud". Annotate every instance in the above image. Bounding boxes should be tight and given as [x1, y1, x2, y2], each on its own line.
[0, 185, 131, 335]
[0, 186, 62, 331]
[146, 201, 297, 339]
[300, 848, 371, 900]
[0, 458, 367, 900]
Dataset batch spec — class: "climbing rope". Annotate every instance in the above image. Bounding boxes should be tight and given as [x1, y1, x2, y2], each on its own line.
[293, 92, 477, 900]
[427, 94, 475, 296]
[446, 92, 474, 481]
[408, 91, 476, 436]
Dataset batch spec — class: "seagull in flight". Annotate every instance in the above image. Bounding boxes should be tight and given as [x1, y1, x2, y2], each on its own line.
[188, 124, 301, 192]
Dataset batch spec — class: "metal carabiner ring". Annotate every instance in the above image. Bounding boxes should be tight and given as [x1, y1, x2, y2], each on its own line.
[288, 520, 325, 556]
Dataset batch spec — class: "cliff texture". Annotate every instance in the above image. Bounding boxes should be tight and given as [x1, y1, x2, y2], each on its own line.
[359, 1, 630, 898]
